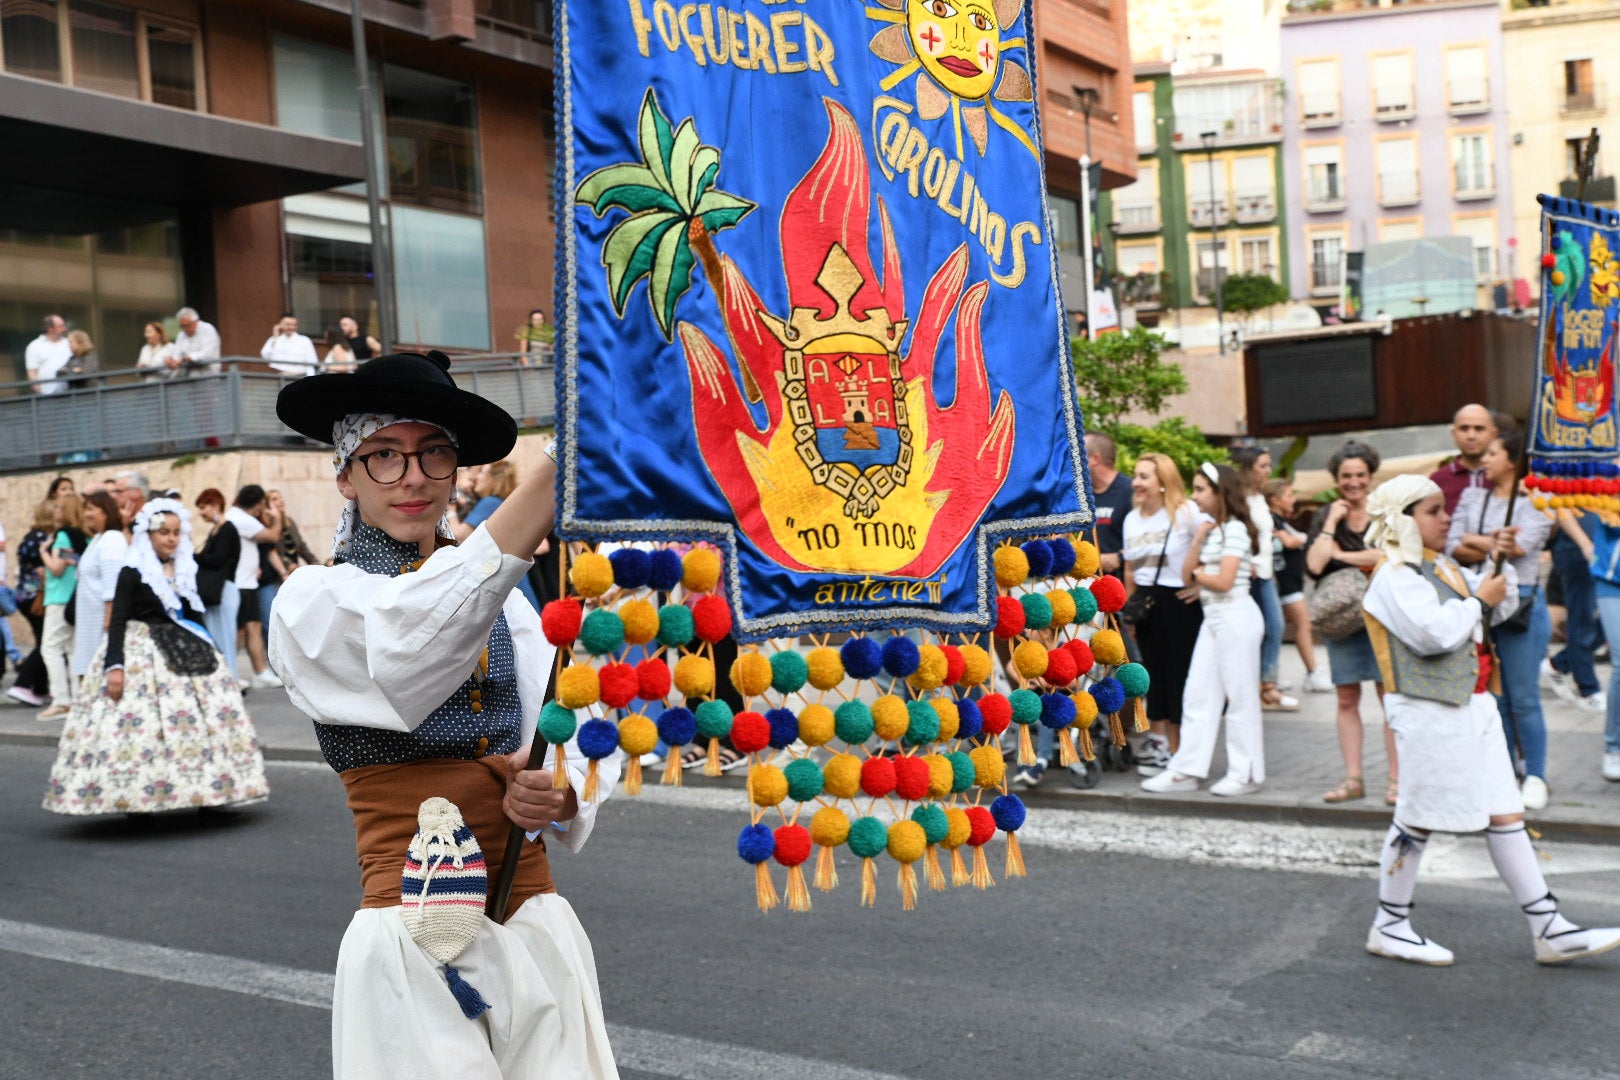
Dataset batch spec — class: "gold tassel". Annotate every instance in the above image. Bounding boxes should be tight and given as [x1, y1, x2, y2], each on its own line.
[971, 845, 995, 889]
[624, 756, 643, 796]
[861, 858, 877, 907]
[1109, 712, 1126, 748]
[755, 862, 779, 912]
[582, 760, 600, 804]
[1132, 697, 1149, 733]
[1016, 724, 1036, 766]
[1079, 724, 1096, 762]
[662, 749, 683, 786]
[924, 846, 946, 891]
[898, 862, 919, 911]
[1056, 727, 1078, 768]
[704, 736, 722, 777]
[551, 743, 571, 791]
[950, 847, 970, 887]
[1004, 832, 1027, 878]
[813, 845, 839, 892]
[785, 865, 812, 913]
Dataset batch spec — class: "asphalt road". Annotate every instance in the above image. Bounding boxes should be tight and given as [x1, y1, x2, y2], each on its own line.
[3, 745, 1619, 1080]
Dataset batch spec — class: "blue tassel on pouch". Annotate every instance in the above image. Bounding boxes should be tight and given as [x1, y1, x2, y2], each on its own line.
[444, 964, 491, 1019]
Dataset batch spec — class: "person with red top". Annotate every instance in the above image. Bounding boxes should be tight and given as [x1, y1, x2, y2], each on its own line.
[1429, 404, 1496, 515]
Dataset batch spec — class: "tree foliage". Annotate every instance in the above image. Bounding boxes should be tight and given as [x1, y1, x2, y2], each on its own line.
[1220, 273, 1290, 321]
[1071, 328, 1226, 482]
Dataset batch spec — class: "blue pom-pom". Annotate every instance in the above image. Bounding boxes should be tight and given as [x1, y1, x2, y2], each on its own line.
[737, 822, 775, 864]
[765, 707, 798, 749]
[1089, 676, 1126, 715]
[990, 793, 1027, 832]
[841, 636, 884, 679]
[444, 964, 491, 1019]
[1021, 540, 1054, 578]
[608, 548, 652, 590]
[1039, 692, 1077, 730]
[647, 549, 683, 592]
[880, 635, 920, 677]
[1048, 538, 1077, 576]
[577, 718, 619, 760]
[656, 706, 697, 747]
[955, 697, 984, 739]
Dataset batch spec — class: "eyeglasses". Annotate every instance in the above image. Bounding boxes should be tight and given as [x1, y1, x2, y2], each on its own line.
[351, 444, 459, 484]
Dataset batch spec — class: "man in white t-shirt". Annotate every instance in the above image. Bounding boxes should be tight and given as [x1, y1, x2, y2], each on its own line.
[172, 306, 222, 376]
[226, 484, 283, 689]
[25, 315, 72, 395]
[260, 314, 320, 375]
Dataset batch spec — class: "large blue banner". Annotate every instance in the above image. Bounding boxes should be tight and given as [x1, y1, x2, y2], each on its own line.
[555, 0, 1091, 640]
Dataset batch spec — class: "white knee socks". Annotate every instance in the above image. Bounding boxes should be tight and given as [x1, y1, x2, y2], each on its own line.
[1485, 824, 1581, 942]
[1375, 823, 1430, 936]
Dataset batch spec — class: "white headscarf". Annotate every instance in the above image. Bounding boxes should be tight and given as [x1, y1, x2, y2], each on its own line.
[127, 498, 204, 614]
[1364, 475, 1443, 567]
[330, 413, 460, 558]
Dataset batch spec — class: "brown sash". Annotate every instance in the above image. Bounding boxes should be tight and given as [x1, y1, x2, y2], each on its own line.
[341, 758, 554, 920]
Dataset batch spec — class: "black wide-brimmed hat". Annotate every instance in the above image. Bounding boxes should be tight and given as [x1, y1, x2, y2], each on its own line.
[276, 350, 518, 466]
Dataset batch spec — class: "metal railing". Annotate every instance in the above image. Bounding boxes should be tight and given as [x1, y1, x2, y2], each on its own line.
[1306, 177, 1345, 210]
[0, 353, 556, 473]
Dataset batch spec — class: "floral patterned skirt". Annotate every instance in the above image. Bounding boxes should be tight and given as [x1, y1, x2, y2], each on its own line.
[43, 620, 270, 815]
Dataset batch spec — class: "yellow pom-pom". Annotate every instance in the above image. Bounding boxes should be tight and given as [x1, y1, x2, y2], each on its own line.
[887, 819, 927, 864]
[1551, 269, 1566, 286]
[871, 695, 910, 742]
[958, 644, 992, 687]
[930, 698, 960, 741]
[924, 753, 953, 798]
[1532, 496, 1549, 511]
[619, 599, 659, 646]
[1013, 640, 1049, 680]
[618, 713, 659, 756]
[798, 703, 836, 746]
[806, 646, 844, 690]
[569, 553, 614, 598]
[1072, 689, 1099, 725]
[994, 545, 1030, 588]
[811, 805, 850, 846]
[749, 764, 789, 807]
[1046, 589, 1076, 627]
[1090, 628, 1127, 666]
[673, 654, 715, 698]
[907, 645, 948, 691]
[823, 753, 863, 798]
[729, 652, 774, 698]
[942, 807, 972, 848]
[681, 548, 721, 593]
[1071, 540, 1100, 579]
[970, 744, 1006, 788]
[556, 665, 600, 709]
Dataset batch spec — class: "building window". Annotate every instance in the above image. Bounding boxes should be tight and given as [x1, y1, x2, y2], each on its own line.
[384, 65, 482, 215]
[1116, 242, 1162, 304]
[1376, 139, 1419, 207]
[1231, 155, 1275, 223]
[1565, 137, 1602, 179]
[1133, 90, 1155, 150]
[1370, 52, 1414, 119]
[1187, 155, 1230, 228]
[1173, 78, 1282, 145]
[1195, 240, 1229, 300]
[1298, 59, 1340, 127]
[2, 0, 63, 82]
[0, 1, 202, 108]
[146, 21, 197, 109]
[1239, 236, 1274, 278]
[1564, 58, 1596, 112]
[391, 206, 490, 349]
[69, 0, 140, 99]
[1310, 234, 1343, 292]
[1453, 216, 1497, 279]
[1446, 45, 1489, 114]
[1305, 145, 1344, 209]
[1454, 134, 1494, 197]
[1113, 164, 1158, 232]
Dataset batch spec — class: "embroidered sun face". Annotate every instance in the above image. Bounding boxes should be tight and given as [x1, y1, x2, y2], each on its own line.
[869, 0, 1034, 159]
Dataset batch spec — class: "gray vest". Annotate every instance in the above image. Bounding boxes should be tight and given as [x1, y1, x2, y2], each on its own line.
[1363, 560, 1480, 707]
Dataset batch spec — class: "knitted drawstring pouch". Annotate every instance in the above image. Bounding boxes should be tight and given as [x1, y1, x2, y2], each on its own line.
[401, 797, 492, 1019]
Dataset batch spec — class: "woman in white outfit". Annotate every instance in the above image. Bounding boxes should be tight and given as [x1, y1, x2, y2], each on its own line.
[71, 492, 128, 697]
[1359, 474, 1619, 966]
[1142, 462, 1266, 797]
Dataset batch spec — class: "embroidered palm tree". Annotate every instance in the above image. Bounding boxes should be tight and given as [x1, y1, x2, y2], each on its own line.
[575, 89, 756, 341]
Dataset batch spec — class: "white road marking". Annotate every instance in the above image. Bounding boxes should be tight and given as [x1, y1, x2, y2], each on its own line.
[0, 918, 915, 1080]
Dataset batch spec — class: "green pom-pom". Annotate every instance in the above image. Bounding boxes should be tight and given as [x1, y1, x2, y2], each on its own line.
[656, 603, 694, 647]
[947, 750, 976, 793]
[902, 699, 941, 746]
[769, 650, 809, 694]
[1019, 592, 1054, 631]
[784, 757, 824, 802]
[694, 698, 734, 739]
[1116, 662, 1151, 698]
[834, 700, 875, 744]
[1069, 586, 1098, 623]
[1009, 688, 1043, 726]
[911, 803, 949, 845]
[537, 702, 577, 744]
[847, 815, 888, 859]
[578, 609, 625, 655]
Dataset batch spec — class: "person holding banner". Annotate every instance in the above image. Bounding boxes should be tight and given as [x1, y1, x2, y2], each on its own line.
[268, 351, 618, 1080]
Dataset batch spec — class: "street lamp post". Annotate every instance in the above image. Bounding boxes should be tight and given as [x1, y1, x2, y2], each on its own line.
[1200, 130, 1225, 355]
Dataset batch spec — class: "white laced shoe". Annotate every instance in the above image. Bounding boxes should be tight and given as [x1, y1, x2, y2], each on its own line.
[1367, 906, 1454, 966]
[1525, 894, 1620, 964]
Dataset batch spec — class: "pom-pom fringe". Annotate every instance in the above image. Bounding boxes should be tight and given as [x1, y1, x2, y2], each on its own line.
[552, 744, 571, 792]
[755, 862, 779, 912]
[624, 757, 642, 797]
[1005, 832, 1027, 879]
[662, 751, 683, 787]
[1080, 725, 1096, 762]
[1016, 724, 1036, 766]
[1057, 728, 1078, 768]
[899, 862, 918, 911]
[704, 736, 722, 778]
[950, 847, 970, 887]
[814, 845, 839, 892]
[861, 857, 877, 907]
[1109, 712, 1127, 748]
[444, 965, 491, 1019]
[582, 760, 600, 804]
[785, 864, 812, 913]
[925, 846, 946, 891]
[1131, 697, 1148, 734]
[971, 845, 995, 889]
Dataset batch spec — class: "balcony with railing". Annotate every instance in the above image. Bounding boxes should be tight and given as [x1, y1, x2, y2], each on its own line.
[1310, 258, 1343, 293]
[1119, 271, 1164, 308]
[1189, 198, 1233, 228]
[1172, 79, 1286, 146]
[475, 0, 552, 42]
[1306, 176, 1346, 212]
[1115, 203, 1161, 234]
[1561, 82, 1605, 116]
[1374, 85, 1415, 121]
[1232, 189, 1277, 224]
[1447, 77, 1491, 115]
[1455, 162, 1496, 199]
[1559, 175, 1617, 203]
[1379, 170, 1421, 207]
[1300, 91, 1341, 128]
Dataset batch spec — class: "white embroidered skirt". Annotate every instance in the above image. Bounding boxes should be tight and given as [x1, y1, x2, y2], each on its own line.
[42, 621, 269, 815]
[1385, 691, 1524, 834]
[333, 894, 618, 1079]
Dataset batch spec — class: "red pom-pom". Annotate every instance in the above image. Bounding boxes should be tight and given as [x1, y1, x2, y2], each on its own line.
[994, 596, 1026, 638]
[1089, 575, 1126, 613]
[1541, 252, 1557, 269]
[1065, 638, 1095, 675]
[893, 755, 930, 801]
[939, 644, 966, 686]
[692, 594, 732, 643]
[598, 663, 639, 709]
[964, 805, 997, 847]
[860, 755, 897, 797]
[772, 823, 813, 867]
[1044, 648, 1078, 687]
[540, 599, 583, 646]
[978, 692, 1012, 735]
[730, 710, 771, 754]
[635, 657, 672, 701]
